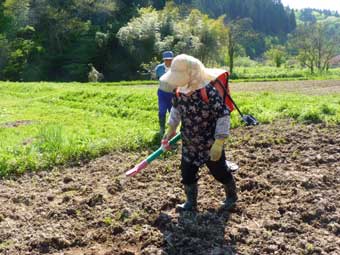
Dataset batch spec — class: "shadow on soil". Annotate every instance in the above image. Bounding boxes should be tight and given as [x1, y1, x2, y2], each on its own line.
[154, 208, 237, 255]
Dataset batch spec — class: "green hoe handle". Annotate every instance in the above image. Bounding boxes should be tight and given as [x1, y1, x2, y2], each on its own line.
[146, 133, 181, 163]
[126, 133, 182, 177]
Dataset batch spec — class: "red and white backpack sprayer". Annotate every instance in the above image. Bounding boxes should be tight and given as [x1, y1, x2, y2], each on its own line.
[176, 71, 259, 126]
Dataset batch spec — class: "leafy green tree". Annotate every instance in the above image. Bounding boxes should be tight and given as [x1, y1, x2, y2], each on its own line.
[3, 37, 42, 80]
[0, 0, 8, 32]
[0, 34, 9, 78]
[117, 4, 228, 76]
[3, 0, 30, 34]
[290, 23, 339, 73]
[175, 9, 227, 64]
[117, 7, 160, 72]
[192, 0, 294, 35]
[24, 0, 115, 81]
[1, 0, 338, 82]
[265, 46, 286, 67]
[226, 18, 259, 73]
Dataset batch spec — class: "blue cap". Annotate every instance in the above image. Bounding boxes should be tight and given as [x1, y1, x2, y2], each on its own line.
[162, 51, 174, 60]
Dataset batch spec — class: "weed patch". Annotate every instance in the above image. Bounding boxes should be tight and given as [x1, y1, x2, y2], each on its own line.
[299, 110, 323, 124]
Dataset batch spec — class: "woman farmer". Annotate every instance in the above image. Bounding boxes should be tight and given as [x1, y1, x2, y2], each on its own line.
[160, 54, 237, 211]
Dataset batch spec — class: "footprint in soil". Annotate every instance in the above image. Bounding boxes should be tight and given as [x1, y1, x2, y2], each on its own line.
[153, 209, 236, 255]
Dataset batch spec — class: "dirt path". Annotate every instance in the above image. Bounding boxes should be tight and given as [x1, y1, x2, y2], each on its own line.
[230, 80, 340, 95]
[0, 121, 339, 255]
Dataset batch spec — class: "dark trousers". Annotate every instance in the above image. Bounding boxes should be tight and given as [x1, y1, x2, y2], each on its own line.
[157, 89, 173, 118]
[180, 151, 233, 185]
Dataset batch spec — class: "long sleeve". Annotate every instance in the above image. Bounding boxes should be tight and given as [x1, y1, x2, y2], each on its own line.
[206, 85, 230, 139]
[168, 106, 181, 129]
[215, 115, 230, 139]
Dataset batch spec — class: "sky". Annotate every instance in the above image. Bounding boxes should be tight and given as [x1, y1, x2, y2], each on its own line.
[281, 0, 340, 12]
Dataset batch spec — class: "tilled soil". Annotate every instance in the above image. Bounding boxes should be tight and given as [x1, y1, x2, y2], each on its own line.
[0, 121, 339, 255]
[230, 80, 340, 95]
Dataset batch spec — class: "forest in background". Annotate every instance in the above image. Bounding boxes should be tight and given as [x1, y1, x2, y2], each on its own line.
[0, 0, 339, 82]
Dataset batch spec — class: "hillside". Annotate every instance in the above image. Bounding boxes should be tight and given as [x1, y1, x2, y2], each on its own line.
[0, 1, 339, 82]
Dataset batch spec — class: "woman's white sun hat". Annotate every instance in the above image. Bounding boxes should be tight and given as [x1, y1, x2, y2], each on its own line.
[160, 54, 226, 93]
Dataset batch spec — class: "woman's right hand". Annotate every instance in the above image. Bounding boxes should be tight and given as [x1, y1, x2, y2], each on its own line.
[161, 138, 171, 151]
[161, 126, 176, 150]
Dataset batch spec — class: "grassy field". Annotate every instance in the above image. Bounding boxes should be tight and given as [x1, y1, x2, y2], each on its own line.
[232, 67, 340, 81]
[0, 81, 339, 177]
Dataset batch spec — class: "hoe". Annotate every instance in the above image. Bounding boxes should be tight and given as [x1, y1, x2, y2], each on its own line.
[126, 133, 239, 177]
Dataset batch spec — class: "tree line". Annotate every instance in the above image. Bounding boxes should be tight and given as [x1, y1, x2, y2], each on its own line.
[0, 0, 339, 82]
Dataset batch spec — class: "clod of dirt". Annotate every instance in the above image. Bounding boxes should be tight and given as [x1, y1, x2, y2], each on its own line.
[63, 176, 74, 184]
[30, 237, 71, 253]
[111, 224, 124, 235]
[65, 208, 77, 217]
[301, 179, 318, 189]
[61, 184, 81, 192]
[239, 178, 269, 192]
[264, 220, 281, 231]
[141, 245, 165, 255]
[62, 196, 71, 203]
[107, 179, 123, 195]
[90, 231, 107, 243]
[87, 194, 104, 207]
[46, 194, 55, 202]
[12, 195, 31, 206]
[301, 208, 323, 223]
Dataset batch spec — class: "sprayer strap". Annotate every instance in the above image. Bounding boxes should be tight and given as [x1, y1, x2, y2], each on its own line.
[175, 88, 180, 98]
[200, 87, 209, 103]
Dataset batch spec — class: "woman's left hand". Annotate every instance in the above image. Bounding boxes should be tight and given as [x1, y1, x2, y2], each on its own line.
[210, 139, 224, 161]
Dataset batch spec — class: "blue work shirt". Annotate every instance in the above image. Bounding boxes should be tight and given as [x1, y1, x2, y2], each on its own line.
[155, 63, 172, 92]
[155, 63, 167, 79]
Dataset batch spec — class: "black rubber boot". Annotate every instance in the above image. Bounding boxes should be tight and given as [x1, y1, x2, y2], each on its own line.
[176, 183, 198, 212]
[159, 115, 166, 137]
[222, 177, 238, 211]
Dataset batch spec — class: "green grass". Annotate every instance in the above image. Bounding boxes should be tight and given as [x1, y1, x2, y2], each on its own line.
[0, 81, 339, 177]
[0, 82, 159, 176]
[229, 92, 340, 126]
[98, 80, 158, 86]
[232, 67, 340, 81]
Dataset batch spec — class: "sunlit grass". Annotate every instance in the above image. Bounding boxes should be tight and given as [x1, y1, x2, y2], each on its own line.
[232, 67, 340, 81]
[0, 81, 339, 177]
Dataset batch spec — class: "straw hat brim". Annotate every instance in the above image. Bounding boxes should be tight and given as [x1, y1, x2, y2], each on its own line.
[204, 68, 227, 81]
[160, 69, 190, 88]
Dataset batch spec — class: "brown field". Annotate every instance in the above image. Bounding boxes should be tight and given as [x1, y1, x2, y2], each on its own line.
[231, 79, 340, 95]
[0, 81, 339, 255]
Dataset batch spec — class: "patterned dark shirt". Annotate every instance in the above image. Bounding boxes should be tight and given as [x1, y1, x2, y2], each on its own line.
[172, 84, 230, 166]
